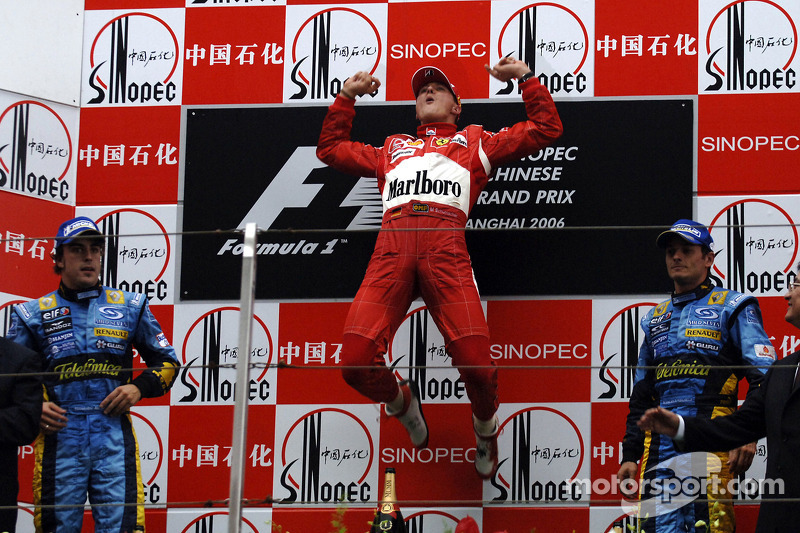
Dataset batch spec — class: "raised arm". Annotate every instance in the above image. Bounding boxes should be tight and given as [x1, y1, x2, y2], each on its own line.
[480, 59, 563, 167]
[316, 72, 384, 178]
[484, 56, 532, 82]
[338, 71, 381, 100]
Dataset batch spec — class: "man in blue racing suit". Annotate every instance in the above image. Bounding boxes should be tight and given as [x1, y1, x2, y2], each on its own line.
[6, 216, 180, 533]
[618, 219, 776, 533]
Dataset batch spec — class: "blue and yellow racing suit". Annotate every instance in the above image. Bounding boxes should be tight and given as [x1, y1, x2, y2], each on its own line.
[7, 283, 179, 533]
[622, 280, 775, 533]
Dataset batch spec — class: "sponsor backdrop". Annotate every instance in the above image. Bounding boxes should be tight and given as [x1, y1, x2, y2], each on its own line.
[1, 1, 799, 532]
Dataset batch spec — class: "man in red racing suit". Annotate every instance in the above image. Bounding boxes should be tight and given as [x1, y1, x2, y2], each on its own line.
[316, 57, 563, 479]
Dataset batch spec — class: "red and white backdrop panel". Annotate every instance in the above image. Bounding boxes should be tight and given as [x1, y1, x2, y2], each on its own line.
[1, 1, 799, 532]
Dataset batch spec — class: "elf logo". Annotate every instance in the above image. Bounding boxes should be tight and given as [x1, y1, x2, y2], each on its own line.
[277, 407, 375, 505]
[596, 302, 659, 401]
[0, 100, 73, 203]
[85, 11, 182, 106]
[702, 0, 799, 93]
[707, 198, 798, 294]
[43, 307, 71, 321]
[287, 7, 382, 101]
[176, 306, 274, 405]
[493, 2, 592, 96]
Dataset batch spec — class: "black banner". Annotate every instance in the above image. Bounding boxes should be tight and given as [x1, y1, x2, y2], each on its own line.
[181, 98, 692, 299]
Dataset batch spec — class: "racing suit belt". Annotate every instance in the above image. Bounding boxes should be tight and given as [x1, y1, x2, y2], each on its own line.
[383, 202, 468, 226]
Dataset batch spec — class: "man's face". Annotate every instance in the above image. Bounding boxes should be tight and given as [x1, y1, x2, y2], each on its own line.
[415, 82, 460, 124]
[784, 276, 800, 328]
[663, 235, 714, 293]
[57, 239, 103, 290]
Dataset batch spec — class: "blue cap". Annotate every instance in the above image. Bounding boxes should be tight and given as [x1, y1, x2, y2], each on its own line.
[656, 219, 714, 251]
[55, 216, 103, 248]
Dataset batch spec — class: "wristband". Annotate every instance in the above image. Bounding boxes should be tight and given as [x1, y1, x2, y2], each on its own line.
[519, 71, 536, 84]
[339, 88, 355, 100]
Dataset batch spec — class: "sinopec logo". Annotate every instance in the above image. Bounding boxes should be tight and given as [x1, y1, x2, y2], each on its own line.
[85, 12, 181, 106]
[1, 300, 26, 336]
[177, 307, 274, 405]
[131, 410, 166, 505]
[596, 302, 658, 401]
[287, 7, 383, 101]
[278, 407, 375, 505]
[489, 406, 586, 503]
[708, 199, 798, 294]
[387, 305, 470, 405]
[95, 208, 173, 303]
[0, 100, 72, 202]
[602, 513, 637, 533]
[177, 512, 260, 532]
[404, 510, 464, 533]
[703, 0, 799, 92]
[493, 1, 592, 96]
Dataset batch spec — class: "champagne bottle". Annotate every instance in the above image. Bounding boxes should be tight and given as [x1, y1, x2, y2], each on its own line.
[370, 467, 406, 533]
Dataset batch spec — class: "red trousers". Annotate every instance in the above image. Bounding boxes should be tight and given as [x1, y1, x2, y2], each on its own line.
[340, 213, 498, 421]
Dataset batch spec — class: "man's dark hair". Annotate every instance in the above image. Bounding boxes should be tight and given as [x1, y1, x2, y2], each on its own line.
[52, 246, 64, 275]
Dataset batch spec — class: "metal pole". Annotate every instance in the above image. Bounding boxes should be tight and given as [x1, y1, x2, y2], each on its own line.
[228, 223, 257, 532]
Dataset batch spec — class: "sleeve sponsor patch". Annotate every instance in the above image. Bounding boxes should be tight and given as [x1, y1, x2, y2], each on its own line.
[156, 332, 171, 348]
[754, 344, 776, 360]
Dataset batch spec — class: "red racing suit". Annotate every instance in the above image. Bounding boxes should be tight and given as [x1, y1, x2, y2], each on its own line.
[316, 77, 562, 419]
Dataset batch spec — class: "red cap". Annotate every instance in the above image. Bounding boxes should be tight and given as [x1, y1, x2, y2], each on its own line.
[411, 66, 461, 105]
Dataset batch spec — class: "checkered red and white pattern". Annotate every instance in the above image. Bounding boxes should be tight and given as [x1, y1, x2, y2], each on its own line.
[2, 1, 799, 531]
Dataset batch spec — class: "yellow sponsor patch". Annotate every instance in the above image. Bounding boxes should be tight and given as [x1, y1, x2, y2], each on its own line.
[686, 328, 722, 340]
[95, 328, 129, 340]
[106, 290, 125, 304]
[38, 295, 57, 310]
[653, 300, 670, 316]
[708, 291, 728, 305]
